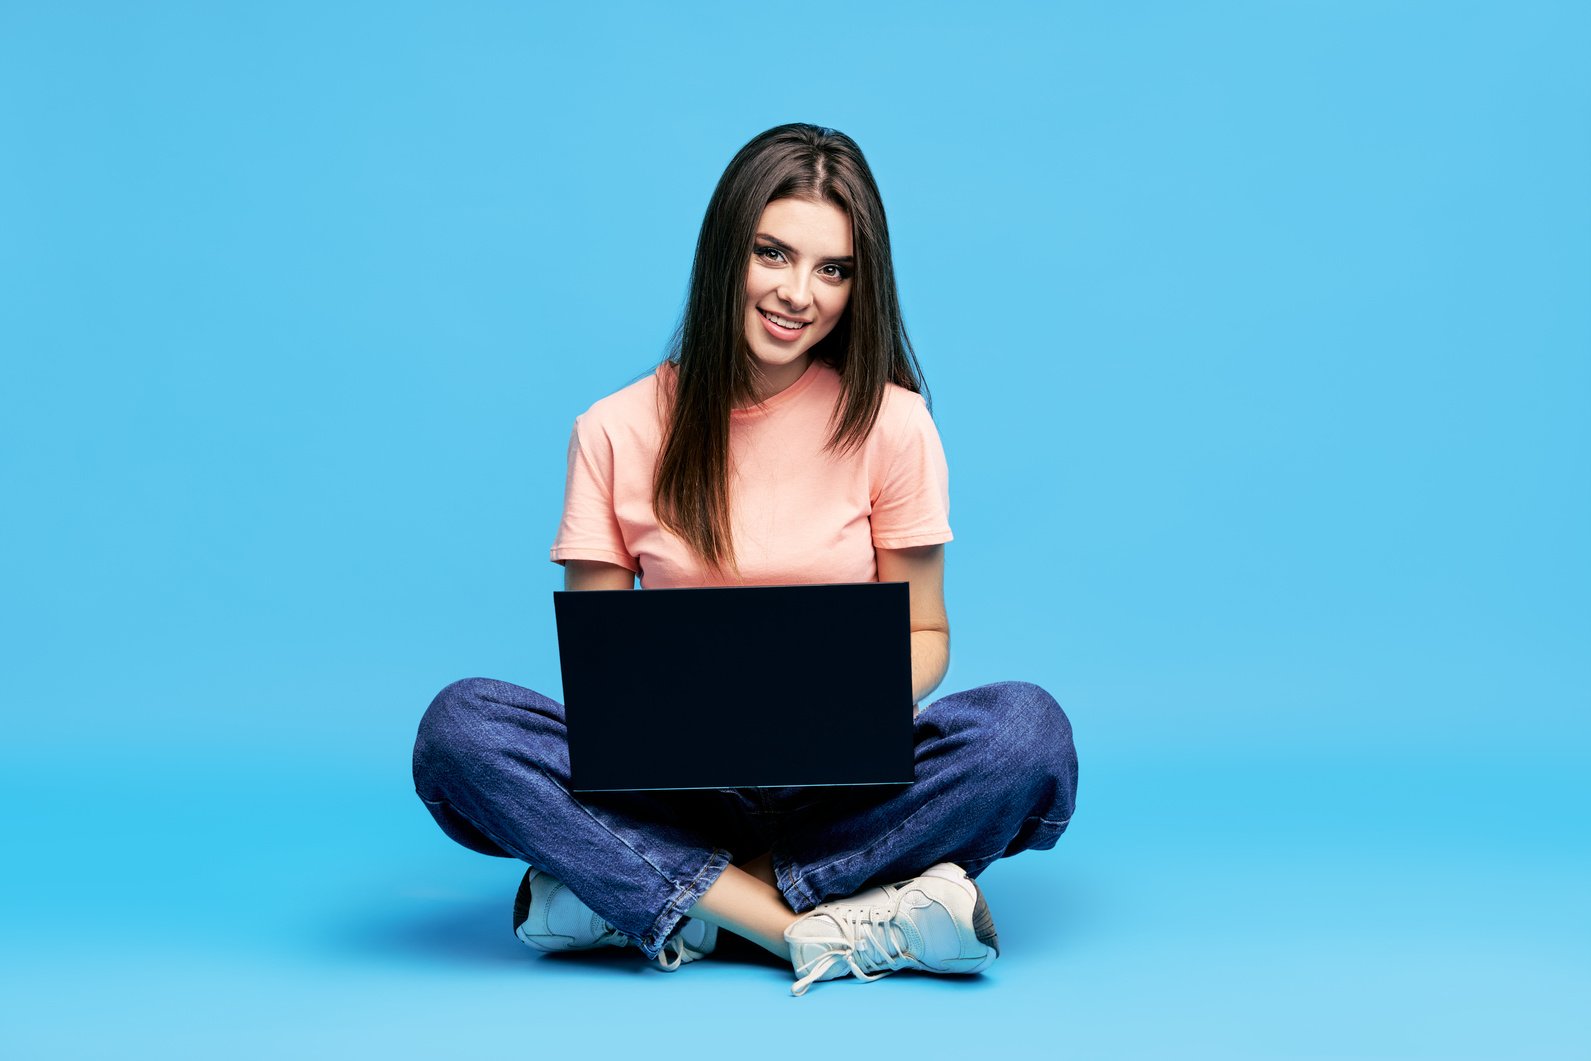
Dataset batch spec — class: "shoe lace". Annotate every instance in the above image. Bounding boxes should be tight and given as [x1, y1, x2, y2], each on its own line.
[654, 934, 688, 971]
[789, 904, 909, 997]
[651, 921, 706, 971]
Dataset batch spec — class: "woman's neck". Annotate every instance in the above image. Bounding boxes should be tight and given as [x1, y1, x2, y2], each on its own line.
[744, 354, 812, 404]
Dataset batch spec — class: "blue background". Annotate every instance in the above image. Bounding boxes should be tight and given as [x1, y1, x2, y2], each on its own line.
[3, 1, 1587, 1056]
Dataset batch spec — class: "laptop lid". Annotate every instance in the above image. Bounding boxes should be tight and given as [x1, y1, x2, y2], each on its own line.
[554, 582, 915, 792]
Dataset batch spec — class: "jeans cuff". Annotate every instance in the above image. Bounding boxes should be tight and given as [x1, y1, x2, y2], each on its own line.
[635, 848, 733, 959]
[772, 851, 825, 913]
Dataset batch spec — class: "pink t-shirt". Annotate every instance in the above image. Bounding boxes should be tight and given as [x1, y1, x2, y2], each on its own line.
[550, 358, 952, 588]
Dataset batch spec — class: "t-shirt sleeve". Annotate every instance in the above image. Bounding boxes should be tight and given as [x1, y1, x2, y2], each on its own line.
[870, 395, 953, 550]
[549, 414, 641, 572]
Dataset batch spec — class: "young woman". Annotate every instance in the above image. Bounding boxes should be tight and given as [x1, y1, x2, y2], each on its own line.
[412, 123, 1078, 997]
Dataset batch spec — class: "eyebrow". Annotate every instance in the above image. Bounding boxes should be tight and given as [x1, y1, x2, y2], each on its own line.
[755, 232, 855, 266]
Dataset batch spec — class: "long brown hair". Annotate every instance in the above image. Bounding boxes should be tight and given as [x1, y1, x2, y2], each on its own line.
[653, 123, 929, 573]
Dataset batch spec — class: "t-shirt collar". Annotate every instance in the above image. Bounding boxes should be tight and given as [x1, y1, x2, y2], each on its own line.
[731, 357, 826, 418]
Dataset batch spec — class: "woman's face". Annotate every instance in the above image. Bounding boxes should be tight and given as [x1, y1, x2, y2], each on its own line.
[742, 196, 854, 399]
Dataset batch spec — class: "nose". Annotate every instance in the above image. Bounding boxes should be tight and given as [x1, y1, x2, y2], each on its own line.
[776, 271, 812, 311]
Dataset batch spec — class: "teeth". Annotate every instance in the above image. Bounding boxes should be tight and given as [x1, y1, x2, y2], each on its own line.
[763, 310, 807, 329]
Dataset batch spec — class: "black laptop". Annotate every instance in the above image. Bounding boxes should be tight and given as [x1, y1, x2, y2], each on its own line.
[553, 582, 916, 792]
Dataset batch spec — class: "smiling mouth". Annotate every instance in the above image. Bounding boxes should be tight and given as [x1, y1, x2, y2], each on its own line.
[759, 308, 810, 329]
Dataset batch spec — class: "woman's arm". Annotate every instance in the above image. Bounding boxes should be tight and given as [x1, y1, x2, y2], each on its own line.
[875, 543, 950, 710]
[563, 559, 637, 591]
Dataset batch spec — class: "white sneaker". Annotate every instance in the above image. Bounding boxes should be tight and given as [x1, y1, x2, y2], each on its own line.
[783, 863, 999, 996]
[513, 867, 629, 952]
[512, 866, 717, 971]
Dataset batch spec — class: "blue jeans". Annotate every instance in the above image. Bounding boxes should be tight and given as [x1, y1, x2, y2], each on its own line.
[412, 677, 1078, 959]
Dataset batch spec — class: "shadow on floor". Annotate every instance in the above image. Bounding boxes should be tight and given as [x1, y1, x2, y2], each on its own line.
[323, 892, 788, 974]
[326, 895, 527, 966]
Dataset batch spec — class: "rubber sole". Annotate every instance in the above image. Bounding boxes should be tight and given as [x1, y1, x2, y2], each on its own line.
[512, 867, 534, 935]
[970, 884, 1001, 956]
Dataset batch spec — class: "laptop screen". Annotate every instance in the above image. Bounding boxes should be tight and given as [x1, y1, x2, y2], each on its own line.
[554, 582, 915, 791]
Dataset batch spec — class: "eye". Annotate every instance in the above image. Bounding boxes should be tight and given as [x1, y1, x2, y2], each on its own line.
[820, 264, 851, 280]
[755, 244, 786, 264]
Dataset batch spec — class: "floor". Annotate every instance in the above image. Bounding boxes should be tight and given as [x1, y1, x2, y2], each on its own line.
[6, 740, 1584, 1059]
